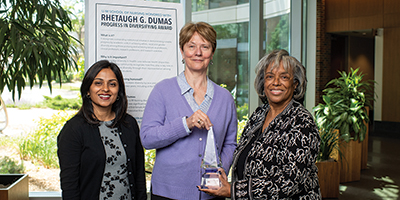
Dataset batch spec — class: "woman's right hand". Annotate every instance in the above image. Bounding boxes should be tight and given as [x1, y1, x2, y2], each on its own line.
[198, 168, 231, 198]
[186, 110, 213, 130]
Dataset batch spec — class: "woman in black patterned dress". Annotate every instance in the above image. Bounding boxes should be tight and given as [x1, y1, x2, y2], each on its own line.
[57, 60, 147, 200]
[200, 49, 321, 199]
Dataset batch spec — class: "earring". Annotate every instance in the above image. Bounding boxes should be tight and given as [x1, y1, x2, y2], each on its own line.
[182, 59, 185, 64]
[210, 60, 214, 65]
[86, 93, 90, 98]
[116, 96, 120, 101]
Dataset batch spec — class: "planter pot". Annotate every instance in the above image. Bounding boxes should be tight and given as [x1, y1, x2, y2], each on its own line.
[361, 107, 370, 170]
[361, 127, 369, 170]
[0, 174, 29, 200]
[316, 159, 340, 198]
[339, 139, 362, 183]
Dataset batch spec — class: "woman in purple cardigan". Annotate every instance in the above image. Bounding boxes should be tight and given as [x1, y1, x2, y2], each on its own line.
[140, 22, 237, 200]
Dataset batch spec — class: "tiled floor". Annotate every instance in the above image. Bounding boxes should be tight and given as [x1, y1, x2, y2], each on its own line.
[338, 135, 400, 200]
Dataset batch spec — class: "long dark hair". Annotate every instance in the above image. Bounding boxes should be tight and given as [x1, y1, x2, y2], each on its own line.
[78, 60, 128, 127]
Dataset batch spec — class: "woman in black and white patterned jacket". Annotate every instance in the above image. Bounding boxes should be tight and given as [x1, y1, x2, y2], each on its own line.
[200, 49, 321, 199]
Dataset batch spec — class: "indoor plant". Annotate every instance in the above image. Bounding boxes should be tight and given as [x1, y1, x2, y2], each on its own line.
[315, 68, 374, 143]
[315, 128, 341, 198]
[314, 98, 341, 198]
[314, 68, 375, 183]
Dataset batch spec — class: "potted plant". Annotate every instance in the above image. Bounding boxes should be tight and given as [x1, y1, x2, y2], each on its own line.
[315, 129, 341, 198]
[0, 156, 28, 200]
[314, 97, 342, 198]
[0, 174, 29, 200]
[314, 68, 375, 183]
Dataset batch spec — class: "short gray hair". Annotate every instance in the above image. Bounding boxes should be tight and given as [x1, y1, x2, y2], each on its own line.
[254, 49, 307, 103]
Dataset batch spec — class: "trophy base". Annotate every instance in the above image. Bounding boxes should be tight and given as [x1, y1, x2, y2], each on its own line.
[201, 171, 221, 190]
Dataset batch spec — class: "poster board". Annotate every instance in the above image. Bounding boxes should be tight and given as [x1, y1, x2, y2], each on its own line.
[85, 0, 184, 124]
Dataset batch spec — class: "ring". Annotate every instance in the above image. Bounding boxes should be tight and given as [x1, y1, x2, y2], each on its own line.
[198, 119, 201, 124]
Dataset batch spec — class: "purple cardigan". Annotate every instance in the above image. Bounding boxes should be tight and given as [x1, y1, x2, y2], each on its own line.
[140, 76, 237, 199]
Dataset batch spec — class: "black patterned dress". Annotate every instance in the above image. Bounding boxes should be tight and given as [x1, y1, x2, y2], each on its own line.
[99, 121, 131, 200]
[231, 100, 321, 200]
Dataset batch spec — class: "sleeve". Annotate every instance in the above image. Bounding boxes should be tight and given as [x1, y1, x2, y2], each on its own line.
[57, 120, 82, 200]
[140, 82, 189, 149]
[132, 119, 148, 200]
[231, 179, 252, 199]
[231, 110, 320, 199]
[219, 98, 237, 174]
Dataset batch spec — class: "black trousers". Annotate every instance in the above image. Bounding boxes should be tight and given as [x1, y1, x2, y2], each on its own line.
[151, 191, 225, 200]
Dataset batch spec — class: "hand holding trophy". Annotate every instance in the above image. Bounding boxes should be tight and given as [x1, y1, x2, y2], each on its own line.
[200, 126, 222, 190]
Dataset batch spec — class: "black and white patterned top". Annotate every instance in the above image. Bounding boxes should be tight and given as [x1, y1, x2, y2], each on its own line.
[231, 100, 321, 200]
[99, 121, 131, 200]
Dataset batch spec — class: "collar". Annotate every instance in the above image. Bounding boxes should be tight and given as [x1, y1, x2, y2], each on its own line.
[177, 71, 214, 99]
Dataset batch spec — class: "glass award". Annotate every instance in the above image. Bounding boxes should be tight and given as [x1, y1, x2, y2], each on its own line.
[200, 126, 222, 190]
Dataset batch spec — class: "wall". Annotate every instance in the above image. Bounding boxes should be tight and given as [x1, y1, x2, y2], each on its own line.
[382, 28, 400, 121]
[316, 0, 331, 105]
[348, 36, 375, 110]
[323, 0, 400, 123]
[325, 0, 383, 32]
[330, 35, 347, 80]
[348, 36, 374, 82]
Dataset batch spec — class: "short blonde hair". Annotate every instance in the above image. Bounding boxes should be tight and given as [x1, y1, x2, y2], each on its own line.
[179, 22, 217, 53]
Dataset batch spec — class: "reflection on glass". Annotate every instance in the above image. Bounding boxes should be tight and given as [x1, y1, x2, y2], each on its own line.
[146, 0, 180, 3]
[192, 0, 249, 12]
[207, 22, 249, 120]
[265, 14, 290, 54]
[197, 1, 290, 121]
[209, 0, 236, 9]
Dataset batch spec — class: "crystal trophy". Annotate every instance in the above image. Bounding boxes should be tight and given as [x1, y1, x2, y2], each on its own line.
[200, 126, 222, 190]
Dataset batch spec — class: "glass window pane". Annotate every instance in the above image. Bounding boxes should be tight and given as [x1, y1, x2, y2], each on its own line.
[146, 0, 180, 3]
[193, 0, 209, 11]
[192, 0, 249, 12]
[193, 0, 290, 120]
[209, 0, 236, 9]
[207, 22, 249, 120]
[265, 14, 290, 54]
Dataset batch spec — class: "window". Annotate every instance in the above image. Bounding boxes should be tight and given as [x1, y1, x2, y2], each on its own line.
[0, 1, 295, 198]
[193, 0, 290, 120]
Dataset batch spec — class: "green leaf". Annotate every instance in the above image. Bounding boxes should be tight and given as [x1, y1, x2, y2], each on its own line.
[0, 0, 79, 100]
[0, 21, 9, 45]
[11, 21, 35, 38]
[314, 67, 376, 143]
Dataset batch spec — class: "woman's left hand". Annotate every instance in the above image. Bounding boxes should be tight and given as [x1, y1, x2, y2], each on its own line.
[186, 110, 213, 130]
[198, 168, 231, 198]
